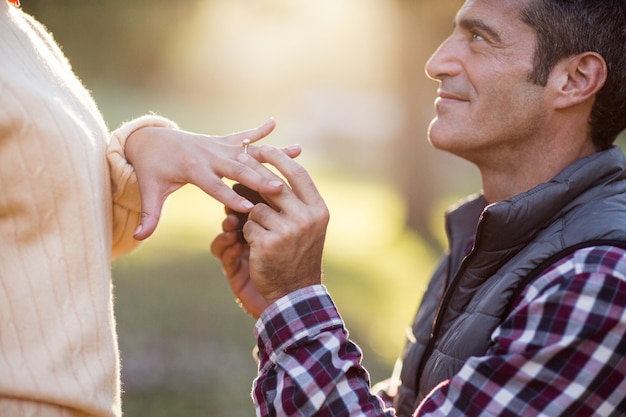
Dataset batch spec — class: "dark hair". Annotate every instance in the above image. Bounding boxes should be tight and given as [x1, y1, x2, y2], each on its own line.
[521, 0, 626, 150]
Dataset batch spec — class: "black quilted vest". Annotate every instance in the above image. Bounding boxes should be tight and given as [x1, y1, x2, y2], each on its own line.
[395, 147, 626, 416]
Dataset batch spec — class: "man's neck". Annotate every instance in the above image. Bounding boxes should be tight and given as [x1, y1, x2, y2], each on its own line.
[479, 140, 598, 204]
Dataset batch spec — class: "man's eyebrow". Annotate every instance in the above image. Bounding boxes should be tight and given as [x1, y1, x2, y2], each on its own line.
[457, 18, 502, 43]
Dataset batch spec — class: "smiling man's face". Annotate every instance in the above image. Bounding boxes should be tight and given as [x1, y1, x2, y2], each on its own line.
[425, 0, 548, 166]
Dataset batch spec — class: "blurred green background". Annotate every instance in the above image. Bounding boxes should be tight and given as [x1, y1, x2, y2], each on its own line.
[22, 1, 625, 416]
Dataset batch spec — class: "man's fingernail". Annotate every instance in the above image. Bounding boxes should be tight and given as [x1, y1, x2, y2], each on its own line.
[242, 200, 254, 209]
[134, 224, 143, 236]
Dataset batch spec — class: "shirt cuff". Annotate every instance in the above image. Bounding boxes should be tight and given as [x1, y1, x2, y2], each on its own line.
[254, 285, 345, 371]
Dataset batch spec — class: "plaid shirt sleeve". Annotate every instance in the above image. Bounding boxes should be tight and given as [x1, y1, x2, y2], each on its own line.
[253, 285, 395, 417]
[253, 246, 626, 417]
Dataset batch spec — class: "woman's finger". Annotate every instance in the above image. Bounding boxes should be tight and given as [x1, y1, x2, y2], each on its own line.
[223, 118, 276, 145]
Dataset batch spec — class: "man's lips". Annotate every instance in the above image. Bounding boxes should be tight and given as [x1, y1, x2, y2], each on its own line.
[434, 90, 469, 111]
[436, 90, 468, 102]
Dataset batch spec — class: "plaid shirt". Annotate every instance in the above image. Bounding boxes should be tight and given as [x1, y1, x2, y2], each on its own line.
[253, 246, 626, 417]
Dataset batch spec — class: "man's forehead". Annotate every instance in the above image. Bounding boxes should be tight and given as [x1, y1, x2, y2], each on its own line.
[458, 0, 530, 20]
[456, 0, 533, 33]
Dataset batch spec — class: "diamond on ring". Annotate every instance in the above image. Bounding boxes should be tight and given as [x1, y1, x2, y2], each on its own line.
[242, 138, 251, 154]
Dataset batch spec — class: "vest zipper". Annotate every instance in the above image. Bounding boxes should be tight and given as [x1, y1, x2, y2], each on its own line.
[414, 218, 485, 391]
[414, 252, 474, 389]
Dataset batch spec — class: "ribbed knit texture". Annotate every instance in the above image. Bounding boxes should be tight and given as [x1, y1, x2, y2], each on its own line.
[0, 3, 177, 415]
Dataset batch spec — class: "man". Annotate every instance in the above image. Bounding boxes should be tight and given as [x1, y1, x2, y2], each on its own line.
[211, 0, 626, 416]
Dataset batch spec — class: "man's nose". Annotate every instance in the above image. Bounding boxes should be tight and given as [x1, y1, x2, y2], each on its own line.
[425, 35, 462, 81]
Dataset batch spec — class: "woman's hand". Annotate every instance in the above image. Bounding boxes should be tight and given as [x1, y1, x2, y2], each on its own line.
[125, 119, 301, 240]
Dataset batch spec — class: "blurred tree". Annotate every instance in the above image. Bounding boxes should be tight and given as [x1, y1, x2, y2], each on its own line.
[392, 1, 466, 248]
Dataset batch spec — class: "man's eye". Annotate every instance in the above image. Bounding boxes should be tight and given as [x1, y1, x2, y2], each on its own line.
[472, 33, 485, 41]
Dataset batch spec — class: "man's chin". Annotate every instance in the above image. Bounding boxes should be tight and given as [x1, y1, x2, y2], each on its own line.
[427, 122, 456, 152]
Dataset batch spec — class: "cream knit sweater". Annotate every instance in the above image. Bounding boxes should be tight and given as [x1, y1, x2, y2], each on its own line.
[1, 3, 178, 416]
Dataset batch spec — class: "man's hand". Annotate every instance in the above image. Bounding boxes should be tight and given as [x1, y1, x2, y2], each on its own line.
[211, 213, 270, 318]
[211, 145, 329, 317]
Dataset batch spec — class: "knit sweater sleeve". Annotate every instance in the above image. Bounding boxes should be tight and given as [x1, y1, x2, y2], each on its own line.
[107, 115, 178, 259]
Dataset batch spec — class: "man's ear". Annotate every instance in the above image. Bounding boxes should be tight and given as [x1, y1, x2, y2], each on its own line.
[550, 52, 607, 110]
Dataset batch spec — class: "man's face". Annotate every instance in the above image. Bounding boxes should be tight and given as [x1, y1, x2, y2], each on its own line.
[425, 0, 548, 168]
